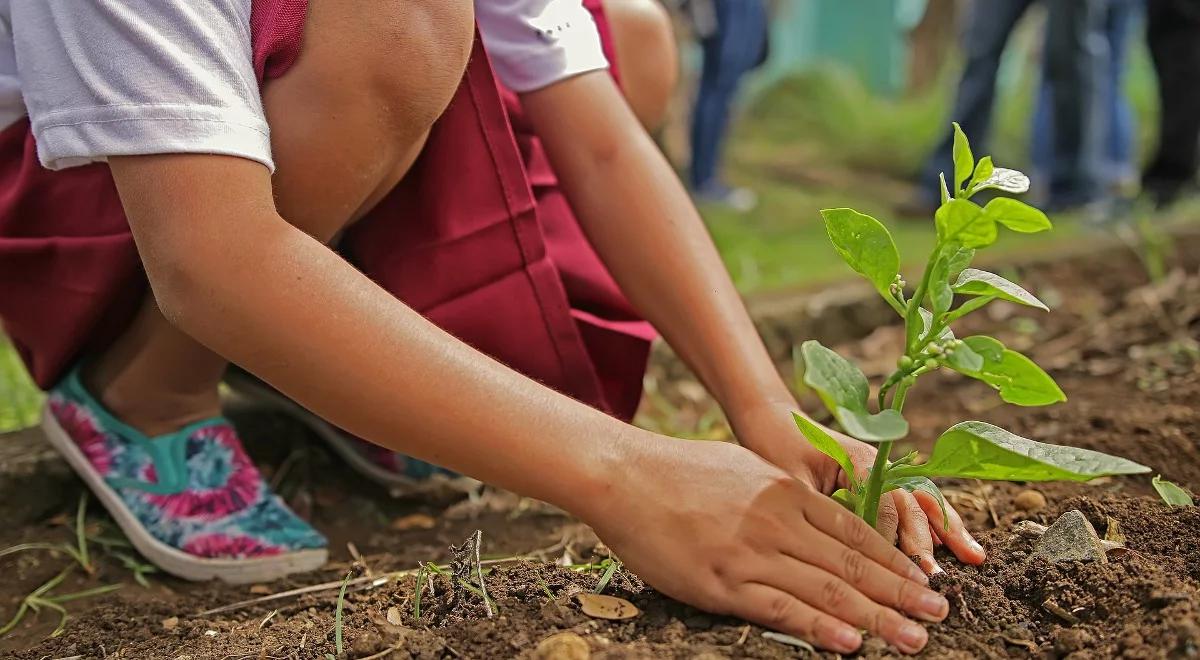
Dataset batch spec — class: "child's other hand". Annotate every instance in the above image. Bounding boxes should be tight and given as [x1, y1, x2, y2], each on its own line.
[729, 402, 986, 576]
[584, 436, 947, 654]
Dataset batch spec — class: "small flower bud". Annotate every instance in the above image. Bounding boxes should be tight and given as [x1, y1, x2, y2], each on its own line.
[897, 355, 914, 369]
[927, 343, 944, 355]
[924, 358, 938, 370]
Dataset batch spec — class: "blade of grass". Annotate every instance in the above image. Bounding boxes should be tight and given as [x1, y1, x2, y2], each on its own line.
[412, 564, 428, 620]
[334, 569, 353, 656]
[594, 558, 621, 594]
[74, 492, 91, 573]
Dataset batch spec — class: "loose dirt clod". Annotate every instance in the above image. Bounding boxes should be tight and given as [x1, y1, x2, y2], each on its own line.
[1032, 510, 1108, 563]
[1014, 489, 1047, 512]
[533, 631, 590, 660]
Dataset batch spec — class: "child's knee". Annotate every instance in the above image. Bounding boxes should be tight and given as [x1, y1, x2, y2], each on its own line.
[263, 0, 474, 238]
[607, 0, 678, 129]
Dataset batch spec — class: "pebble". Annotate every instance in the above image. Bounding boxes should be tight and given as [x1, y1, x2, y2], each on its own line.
[1032, 510, 1108, 564]
[1014, 489, 1047, 512]
[533, 632, 590, 660]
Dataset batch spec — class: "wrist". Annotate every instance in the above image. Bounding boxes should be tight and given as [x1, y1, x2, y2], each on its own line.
[548, 422, 664, 523]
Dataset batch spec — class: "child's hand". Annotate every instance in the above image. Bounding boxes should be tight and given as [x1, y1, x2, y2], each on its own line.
[584, 437, 948, 654]
[729, 401, 986, 576]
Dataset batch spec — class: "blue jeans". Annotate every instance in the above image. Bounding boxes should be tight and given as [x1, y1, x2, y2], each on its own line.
[919, 0, 1107, 205]
[1034, 0, 1144, 197]
[688, 0, 768, 191]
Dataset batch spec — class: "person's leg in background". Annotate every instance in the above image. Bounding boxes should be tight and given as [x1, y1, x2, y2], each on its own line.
[1040, 0, 1108, 209]
[1032, 0, 1138, 209]
[905, 0, 1034, 214]
[687, 0, 768, 210]
[1103, 0, 1144, 193]
[1142, 0, 1200, 207]
[603, 0, 679, 132]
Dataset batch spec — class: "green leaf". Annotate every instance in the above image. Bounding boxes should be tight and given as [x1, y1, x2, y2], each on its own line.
[951, 122, 974, 193]
[943, 341, 983, 372]
[945, 245, 976, 278]
[953, 269, 1048, 311]
[971, 166, 1030, 195]
[892, 421, 1150, 482]
[800, 341, 910, 442]
[1152, 475, 1194, 506]
[938, 172, 950, 204]
[980, 198, 1051, 234]
[885, 476, 949, 530]
[918, 308, 954, 341]
[942, 295, 995, 324]
[956, 336, 1065, 406]
[820, 208, 901, 298]
[935, 199, 995, 248]
[831, 488, 858, 512]
[929, 252, 954, 315]
[966, 156, 994, 194]
[792, 412, 857, 487]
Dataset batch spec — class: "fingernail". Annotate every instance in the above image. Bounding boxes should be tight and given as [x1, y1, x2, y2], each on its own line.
[833, 626, 862, 652]
[917, 592, 949, 619]
[899, 622, 927, 651]
[968, 538, 984, 554]
[930, 561, 945, 575]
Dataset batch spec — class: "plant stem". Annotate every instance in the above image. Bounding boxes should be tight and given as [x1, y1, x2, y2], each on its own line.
[861, 379, 914, 529]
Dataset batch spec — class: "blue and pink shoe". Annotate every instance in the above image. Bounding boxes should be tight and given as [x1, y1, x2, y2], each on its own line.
[41, 367, 328, 583]
[224, 371, 474, 494]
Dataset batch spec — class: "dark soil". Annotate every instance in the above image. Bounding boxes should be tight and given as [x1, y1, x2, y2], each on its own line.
[3, 234, 1199, 659]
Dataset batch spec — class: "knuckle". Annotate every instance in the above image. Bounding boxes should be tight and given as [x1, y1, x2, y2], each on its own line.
[820, 579, 850, 611]
[843, 512, 871, 546]
[871, 606, 903, 637]
[765, 594, 799, 628]
[841, 548, 869, 586]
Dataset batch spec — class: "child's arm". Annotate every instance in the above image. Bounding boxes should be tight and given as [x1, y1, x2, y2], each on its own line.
[108, 153, 945, 654]
[519, 71, 986, 570]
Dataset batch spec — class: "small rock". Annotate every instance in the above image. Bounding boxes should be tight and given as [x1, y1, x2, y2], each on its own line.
[1014, 489, 1047, 512]
[533, 632, 590, 660]
[1032, 510, 1108, 564]
[1053, 628, 1094, 654]
[161, 616, 179, 631]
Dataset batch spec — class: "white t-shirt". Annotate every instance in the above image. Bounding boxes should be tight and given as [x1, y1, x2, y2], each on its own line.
[0, 0, 607, 172]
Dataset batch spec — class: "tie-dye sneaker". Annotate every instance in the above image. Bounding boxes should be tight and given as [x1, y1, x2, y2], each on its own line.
[224, 371, 474, 494]
[41, 367, 328, 584]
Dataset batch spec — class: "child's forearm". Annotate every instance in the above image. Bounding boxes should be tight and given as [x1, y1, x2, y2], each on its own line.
[521, 73, 795, 432]
[108, 154, 638, 517]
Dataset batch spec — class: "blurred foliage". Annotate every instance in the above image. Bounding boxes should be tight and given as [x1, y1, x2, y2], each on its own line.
[0, 336, 41, 432]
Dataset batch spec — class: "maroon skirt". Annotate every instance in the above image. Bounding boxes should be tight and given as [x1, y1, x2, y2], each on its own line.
[0, 0, 654, 422]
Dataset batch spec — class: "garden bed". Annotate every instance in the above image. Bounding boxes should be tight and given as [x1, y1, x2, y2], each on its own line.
[3, 231, 1199, 659]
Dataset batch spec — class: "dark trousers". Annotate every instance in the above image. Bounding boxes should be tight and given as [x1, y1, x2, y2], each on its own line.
[1142, 0, 1200, 203]
[920, 0, 1106, 204]
[688, 0, 768, 191]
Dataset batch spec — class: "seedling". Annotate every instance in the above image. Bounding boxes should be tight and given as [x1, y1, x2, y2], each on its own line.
[794, 124, 1150, 530]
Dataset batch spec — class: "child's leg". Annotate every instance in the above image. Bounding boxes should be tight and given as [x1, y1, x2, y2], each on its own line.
[86, 0, 474, 436]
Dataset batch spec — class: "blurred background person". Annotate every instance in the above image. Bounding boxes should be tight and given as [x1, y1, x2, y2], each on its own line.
[1031, 0, 1144, 213]
[1142, 0, 1200, 208]
[901, 0, 1108, 216]
[686, 0, 770, 211]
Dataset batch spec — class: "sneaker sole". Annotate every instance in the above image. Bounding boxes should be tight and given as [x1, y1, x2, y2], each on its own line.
[42, 408, 328, 584]
[223, 373, 479, 496]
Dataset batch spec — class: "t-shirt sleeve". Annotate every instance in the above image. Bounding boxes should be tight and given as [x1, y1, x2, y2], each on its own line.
[9, 0, 272, 171]
[475, 0, 609, 93]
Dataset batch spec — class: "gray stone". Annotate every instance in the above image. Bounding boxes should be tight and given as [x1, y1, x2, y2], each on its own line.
[1032, 510, 1108, 564]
